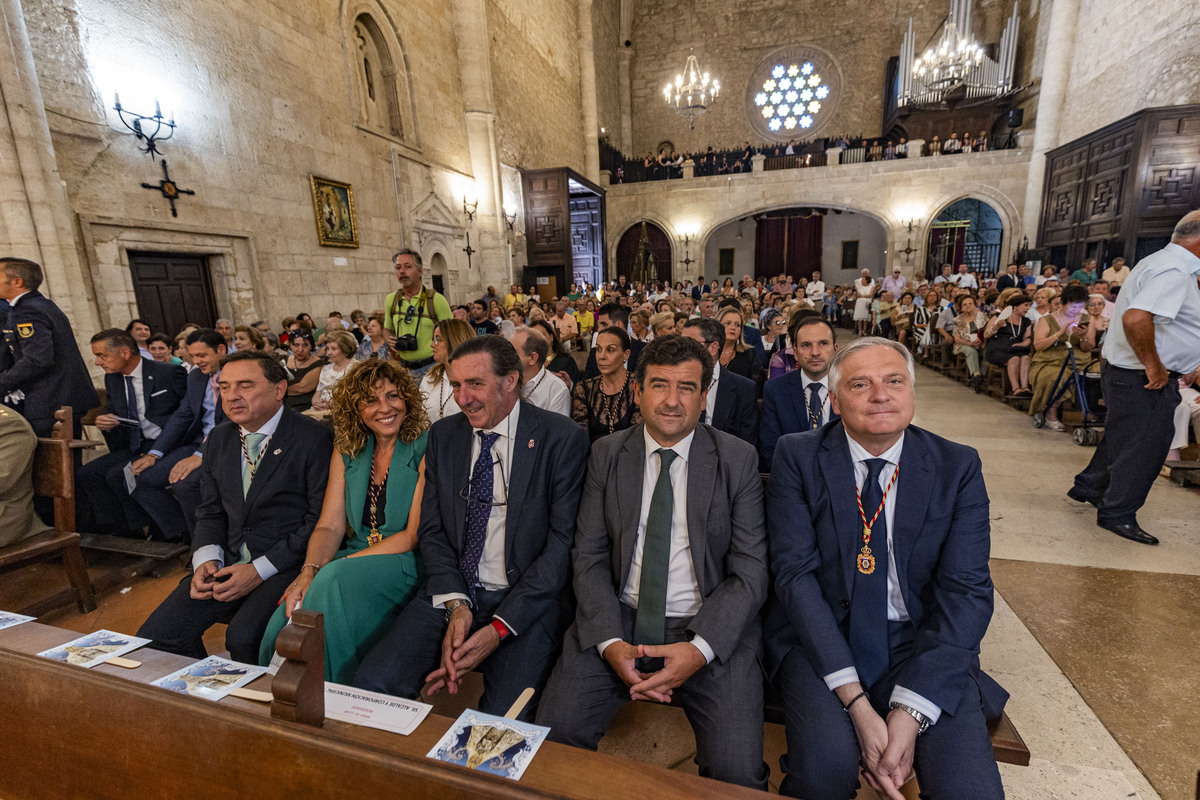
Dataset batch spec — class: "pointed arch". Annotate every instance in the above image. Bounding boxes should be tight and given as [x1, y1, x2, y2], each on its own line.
[341, 0, 419, 147]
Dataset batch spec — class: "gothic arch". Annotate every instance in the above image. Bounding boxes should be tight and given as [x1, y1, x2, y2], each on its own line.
[341, 0, 419, 146]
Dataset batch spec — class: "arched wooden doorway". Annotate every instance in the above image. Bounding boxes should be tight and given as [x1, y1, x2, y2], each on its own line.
[615, 221, 672, 286]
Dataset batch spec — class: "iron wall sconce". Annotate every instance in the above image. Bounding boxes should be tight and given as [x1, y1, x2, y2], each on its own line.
[113, 94, 176, 159]
[463, 195, 479, 221]
[503, 206, 518, 231]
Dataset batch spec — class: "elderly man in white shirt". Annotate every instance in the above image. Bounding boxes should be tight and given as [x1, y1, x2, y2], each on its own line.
[1070, 211, 1200, 545]
[805, 271, 826, 305]
[509, 327, 571, 416]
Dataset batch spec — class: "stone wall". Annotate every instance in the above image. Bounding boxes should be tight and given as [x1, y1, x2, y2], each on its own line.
[626, 0, 1034, 157]
[592, 0, 623, 138]
[487, 0, 586, 171]
[1056, 0, 1200, 144]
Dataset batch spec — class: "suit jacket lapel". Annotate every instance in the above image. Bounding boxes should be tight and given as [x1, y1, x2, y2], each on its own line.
[818, 424, 860, 597]
[243, 408, 292, 509]
[449, 415, 471, 550]
[685, 427, 716, 595]
[616, 428, 645, 589]
[893, 429, 933, 609]
[223, 424, 247, 525]
[504, 404, 541, 555]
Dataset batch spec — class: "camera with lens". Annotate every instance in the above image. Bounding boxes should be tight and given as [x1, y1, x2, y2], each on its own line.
[395, 333, 419, 351]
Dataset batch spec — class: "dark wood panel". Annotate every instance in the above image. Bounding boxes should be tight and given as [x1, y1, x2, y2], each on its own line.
[128, 252, 218, 335]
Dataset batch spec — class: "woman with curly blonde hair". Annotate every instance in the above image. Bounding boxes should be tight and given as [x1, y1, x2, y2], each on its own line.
[258, 359, 430, 682]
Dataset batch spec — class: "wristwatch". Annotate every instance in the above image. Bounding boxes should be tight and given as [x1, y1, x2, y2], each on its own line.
[444, 598, 470, 621]
[889, 702, 932, 735]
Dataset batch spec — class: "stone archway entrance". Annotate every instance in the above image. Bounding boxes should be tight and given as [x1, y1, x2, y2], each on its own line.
[927, 198, 1004, 278]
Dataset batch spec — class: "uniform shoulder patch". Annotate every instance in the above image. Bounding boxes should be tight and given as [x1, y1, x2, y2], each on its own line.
[16, 323, 33, 338]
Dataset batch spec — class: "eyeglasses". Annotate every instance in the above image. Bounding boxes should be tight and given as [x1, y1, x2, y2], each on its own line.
[458, 453, 509, 508]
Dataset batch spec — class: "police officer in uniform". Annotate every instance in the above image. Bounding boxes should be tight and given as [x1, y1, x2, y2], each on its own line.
[0, 257, 99, 439]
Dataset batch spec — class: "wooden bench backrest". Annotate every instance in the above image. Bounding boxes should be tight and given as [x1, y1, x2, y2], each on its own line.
[32, 406, 74, 531]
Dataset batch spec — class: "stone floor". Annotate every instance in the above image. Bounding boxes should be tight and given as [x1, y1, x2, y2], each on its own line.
[6, 357, 1199, 798]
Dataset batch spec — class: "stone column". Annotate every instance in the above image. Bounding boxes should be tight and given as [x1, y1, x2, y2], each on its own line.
[1021, 0, 1080, 244]
[618, 49, 634, 154]
[0, 0, 99, 342]
[451, 0, 507, 295]
[577, 0, 600, 182]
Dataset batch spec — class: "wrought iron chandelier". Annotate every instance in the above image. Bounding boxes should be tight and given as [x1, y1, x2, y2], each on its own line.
[897, 0, 1022, 110]
[664, 51, 720, 130]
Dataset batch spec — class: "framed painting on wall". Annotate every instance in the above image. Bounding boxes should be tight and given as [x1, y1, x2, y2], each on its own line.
[310, 175, 359, 248]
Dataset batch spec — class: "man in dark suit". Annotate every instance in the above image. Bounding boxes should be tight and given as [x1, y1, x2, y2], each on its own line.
[679, 318, 758, 444]
[537, 336, 769, 789]
[759, 314, 839, 471]
[137, 351, 333, 663]
[128, 328, 228, 542]
[356, 335, 589, 721]
[995, 263, 1021, 292]
[765, 337, 1006, 800]
[75, 329, 187, 537]
[0, 257, 99, 438]
[583, 303, 644, 380]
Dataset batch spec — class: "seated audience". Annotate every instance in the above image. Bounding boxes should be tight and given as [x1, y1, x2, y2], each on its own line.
[356, 313, 390, 361]
[312, 330, 358, 412]
[891, 292, 915, 347]
[765, 337, 1007, 800]
[0, 407, 51, 547]
[419, 318, 474, 424]
[584, 304, 645, 379]
[354, 336, 589, 721]
[510, 327, 571, 416]
[952, 296, 988, 391]
[573, 326, 641, 443]
[76, 329, 187, 537]
[234, 325, 266, 353]
[258, 359, 429, 682]
[284, 330, 325, 412]
[1028, 285, 1093, 431]
[146, 333, 180, 364]
[137, 351, 334, 663]
[759, 316, 838, 471]
[537, 335, 769, 790]
[649, 310, 676, 338]
[983, 294, 1034, 395]
[1168, 379, 1200, 462]
[680, 319, 759, 445]
[126, 318, 154, 359]
[528, 318, 581, 389]
[716, 306, 763, 389]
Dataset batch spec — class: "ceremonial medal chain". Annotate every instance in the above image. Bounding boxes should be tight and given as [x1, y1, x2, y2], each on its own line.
[855, 465, 899, 575]
[802, 387, 829, 430]
[238, 430, 272, 482]
[525, 368, 547, 398]
[437, 377, 452, 419]
[366, 458, 390, 546]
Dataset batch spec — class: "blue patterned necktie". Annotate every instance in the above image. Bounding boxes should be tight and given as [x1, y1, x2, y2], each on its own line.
[459, 431, 500, 603]
[633, 448, 678, 646]
[848, 458, 890, 689]
[125, 376, 142, 451]
[807, 382, 823, 428]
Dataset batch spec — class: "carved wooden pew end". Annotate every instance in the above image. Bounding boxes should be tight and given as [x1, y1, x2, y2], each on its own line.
[271, 609, 325, 727]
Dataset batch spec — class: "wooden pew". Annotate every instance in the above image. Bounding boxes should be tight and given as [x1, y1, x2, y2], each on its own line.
[0, 621, 770, 800]
[0, 406, 96, 615]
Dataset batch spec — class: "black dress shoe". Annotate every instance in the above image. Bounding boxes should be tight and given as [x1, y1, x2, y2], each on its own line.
[1066, 487, 1100, 507]
[1098, 521, 1159, 545]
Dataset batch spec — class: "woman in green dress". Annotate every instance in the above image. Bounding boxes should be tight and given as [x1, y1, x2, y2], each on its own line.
[259, 358, 429, 683]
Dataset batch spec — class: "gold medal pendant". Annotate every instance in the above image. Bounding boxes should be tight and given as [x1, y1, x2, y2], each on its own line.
[368, 528, 383, 547]
[857, 545, 876, 575]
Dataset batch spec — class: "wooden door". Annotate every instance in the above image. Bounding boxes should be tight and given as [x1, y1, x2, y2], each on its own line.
[570, 196, 602, 289]
[128, 252, 218, 336]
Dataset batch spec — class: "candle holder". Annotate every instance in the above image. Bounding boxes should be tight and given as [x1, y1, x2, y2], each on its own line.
[113, 94, 176, 159]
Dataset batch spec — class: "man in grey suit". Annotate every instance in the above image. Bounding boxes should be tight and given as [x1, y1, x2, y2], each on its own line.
[537, 335, 769, 790]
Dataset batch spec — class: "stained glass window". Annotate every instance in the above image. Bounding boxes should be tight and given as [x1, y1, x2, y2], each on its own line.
[751, 60, 831, 132]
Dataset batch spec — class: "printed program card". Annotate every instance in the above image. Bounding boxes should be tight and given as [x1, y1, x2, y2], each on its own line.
[426, 709, 549, 781]
[325, 683, 432, 736]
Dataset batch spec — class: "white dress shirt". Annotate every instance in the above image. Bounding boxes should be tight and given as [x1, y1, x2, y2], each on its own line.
[192, 404, 285, 581]
[523, 366, 571, 416]
[800, 373, 831, 427]
[703, 363, 721, 424]
[430, 402, 521, 632]
[805, 280, 826, 304]
[598, 427, 715, 663]
[1102, 243, 1200, 374]
[127, 360, 164, 441]
[420, 370, 461, 422]
[822, 431, 943, 725]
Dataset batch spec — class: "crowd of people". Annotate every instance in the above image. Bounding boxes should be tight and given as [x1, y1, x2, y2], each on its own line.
[1, 211, 1198, 796]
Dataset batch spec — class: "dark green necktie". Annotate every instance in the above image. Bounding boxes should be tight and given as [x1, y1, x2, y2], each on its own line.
[634, 448, 678, 646]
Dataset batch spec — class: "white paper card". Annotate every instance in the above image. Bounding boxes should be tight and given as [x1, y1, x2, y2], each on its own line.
[426, 709, 549, 781]
[325, 683, 432, 736]
[151, 655, 266, 701]
[37, 629, 150, 668]
[0, 611, 36, 632]
[123, 462, 137, 494]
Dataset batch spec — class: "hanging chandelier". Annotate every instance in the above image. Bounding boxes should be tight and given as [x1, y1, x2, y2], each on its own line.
[898, 0, 1022, 110]
[664, 51, 719, 130]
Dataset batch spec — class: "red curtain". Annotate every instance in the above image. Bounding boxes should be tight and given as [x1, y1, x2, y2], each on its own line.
[928, 226, 966, 269]
[755, 212, 823, 279]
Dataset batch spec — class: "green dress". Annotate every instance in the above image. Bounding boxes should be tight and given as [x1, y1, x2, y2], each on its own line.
[258, 431, 428, 683]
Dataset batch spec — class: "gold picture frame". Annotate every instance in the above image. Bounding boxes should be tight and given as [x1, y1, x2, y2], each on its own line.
[310, 175, 359, 248]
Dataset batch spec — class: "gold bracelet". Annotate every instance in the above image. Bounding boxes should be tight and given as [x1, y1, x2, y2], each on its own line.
[302, 563, 321, 572]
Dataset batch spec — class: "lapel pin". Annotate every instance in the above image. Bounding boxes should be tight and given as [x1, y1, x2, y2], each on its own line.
[527, 439, 535, 449]
[273, 448, 282, 455]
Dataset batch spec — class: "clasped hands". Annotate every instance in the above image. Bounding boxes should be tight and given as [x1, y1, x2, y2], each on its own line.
[603, 639, 707, 704]
[424, 603, 501, 697]
[190, 560, 262, 602]
[842, 685, 921, 800]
